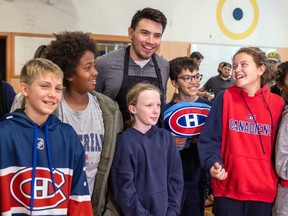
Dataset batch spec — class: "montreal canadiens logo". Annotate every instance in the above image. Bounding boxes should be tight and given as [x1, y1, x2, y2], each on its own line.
[10, 167, 66, 210]
[164, 102, 211, 138]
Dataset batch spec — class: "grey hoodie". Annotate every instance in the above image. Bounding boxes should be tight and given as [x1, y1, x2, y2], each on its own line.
[273, 105, 288, 216]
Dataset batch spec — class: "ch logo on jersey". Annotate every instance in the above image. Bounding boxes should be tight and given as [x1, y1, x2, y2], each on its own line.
[164, 102, 211, 138]
[216, 0, 259, 40]
[10, 167, 66, 210]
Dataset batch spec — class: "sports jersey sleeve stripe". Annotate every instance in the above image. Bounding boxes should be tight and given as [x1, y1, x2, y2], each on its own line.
[70, 195, 91, 202]
[9, 207, 68, 215]
[68, 199, 93, 216]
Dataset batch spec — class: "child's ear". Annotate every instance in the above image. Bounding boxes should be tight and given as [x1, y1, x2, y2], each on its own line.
[171, 80, 179, 89]
[258, 64, 266, 76]
[20, 83, 29, 97]
[128, 104, 136, 114]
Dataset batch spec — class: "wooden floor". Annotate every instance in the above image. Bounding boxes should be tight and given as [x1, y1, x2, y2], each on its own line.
[204, 194, 214, 216]
[204, 206, 214, 216]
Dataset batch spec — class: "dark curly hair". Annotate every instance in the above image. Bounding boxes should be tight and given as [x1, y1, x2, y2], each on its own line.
[45, 31, 97, 87]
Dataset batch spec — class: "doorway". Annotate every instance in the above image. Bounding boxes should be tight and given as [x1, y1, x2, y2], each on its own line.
[0, 38, 6, 81]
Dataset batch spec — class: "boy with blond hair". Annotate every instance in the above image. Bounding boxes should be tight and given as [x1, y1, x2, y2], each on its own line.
[0, 58, 93, 215]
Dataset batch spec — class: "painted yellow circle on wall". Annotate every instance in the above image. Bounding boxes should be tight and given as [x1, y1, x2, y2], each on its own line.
[216, 0, 259, 40]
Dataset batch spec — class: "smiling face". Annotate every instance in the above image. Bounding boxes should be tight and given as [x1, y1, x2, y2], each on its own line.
[232, 52, 265, 96]
[67, 51, 97, 94]
[128, 18, 163, 61]
[129, 89, 161, 133]
[172, 69, 200, 102]
[21, 73, 63, 125]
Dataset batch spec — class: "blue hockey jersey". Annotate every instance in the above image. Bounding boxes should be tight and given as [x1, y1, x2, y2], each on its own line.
[0, 111, 93, 215]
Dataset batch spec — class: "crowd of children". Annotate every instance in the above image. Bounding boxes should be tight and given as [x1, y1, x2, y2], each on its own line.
[1, 6, 288, 216]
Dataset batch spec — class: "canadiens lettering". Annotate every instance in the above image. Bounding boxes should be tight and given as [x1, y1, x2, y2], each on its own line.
[10, 167, 66, 210]
[79, 133, 103, 152]
[229, 119, 271, 136]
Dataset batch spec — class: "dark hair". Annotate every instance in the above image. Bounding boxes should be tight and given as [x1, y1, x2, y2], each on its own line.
[33, 45, 48, 59]
[217, 61, 225, 73]
[218, 62, 232, 74]
[0, 74, 8, 118]
[169, 57, 199, 80]
[189, 51, 204, 60]
[233, 47, 272, 87]
[222, 62, 231, 68]
[276, 61, 288, 85]
[130, 7, 167, 32]
[45, 31, 97, 87]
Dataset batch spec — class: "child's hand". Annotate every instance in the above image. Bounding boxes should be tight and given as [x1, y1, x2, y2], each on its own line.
[173, 137, 187, 148]
[210, 162, 228, 180]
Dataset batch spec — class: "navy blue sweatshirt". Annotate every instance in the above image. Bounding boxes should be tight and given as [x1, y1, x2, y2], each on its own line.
[110, 126, 183, 216]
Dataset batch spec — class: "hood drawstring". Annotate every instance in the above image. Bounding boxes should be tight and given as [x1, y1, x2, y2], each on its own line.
[30, 123, 38, 214]
[30, 122, 56, 214]
[261, 90, 274, 129]
[241, 90, 273, 154]
[45, 122, 56, 192]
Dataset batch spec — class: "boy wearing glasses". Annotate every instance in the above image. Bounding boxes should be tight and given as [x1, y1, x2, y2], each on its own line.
[164, 57, 213, 216]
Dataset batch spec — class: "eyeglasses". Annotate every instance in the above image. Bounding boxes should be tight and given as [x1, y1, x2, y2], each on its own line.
[177, 74, 203, 83]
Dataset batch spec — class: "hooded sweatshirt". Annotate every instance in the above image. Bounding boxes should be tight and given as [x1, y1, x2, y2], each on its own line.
[110, 126, 183, 216]
[0, 111, 93, 215]
[275, 106, 288, 185]
[198, 85, 284, 203]
[10, 91, 124, 216]
[273, 106, 288, 215]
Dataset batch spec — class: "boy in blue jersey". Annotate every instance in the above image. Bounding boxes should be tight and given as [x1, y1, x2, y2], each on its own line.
[0, 58, 93, 215]
[164, 57, 212, 216]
